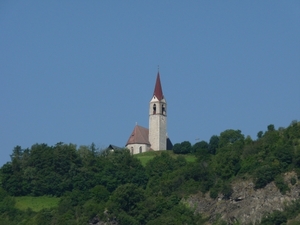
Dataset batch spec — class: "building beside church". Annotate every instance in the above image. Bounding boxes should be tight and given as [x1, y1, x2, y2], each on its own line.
[125, 72, 172, 154]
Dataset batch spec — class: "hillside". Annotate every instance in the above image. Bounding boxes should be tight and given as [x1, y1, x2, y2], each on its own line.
[14, 196, 60, 212]
[134, 150, 197, 166]
[187, 171, 300, 224]
[0, 121, 300, 224]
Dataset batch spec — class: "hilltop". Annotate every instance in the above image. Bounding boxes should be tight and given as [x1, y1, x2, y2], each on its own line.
[0, 121, 300, 224]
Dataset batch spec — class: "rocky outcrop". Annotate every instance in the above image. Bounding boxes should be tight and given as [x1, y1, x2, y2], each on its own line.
[186, 172, 300, 224]
[89, 214, 118, 225]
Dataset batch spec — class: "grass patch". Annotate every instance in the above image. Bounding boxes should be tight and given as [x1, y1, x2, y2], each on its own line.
[184, 155, 197, 163]
[15, 196, 60, 212]
[135, 150, 196, 166]
[135, 151, 163, 166]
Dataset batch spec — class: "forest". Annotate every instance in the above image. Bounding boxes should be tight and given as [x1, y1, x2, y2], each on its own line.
[1, 121, 300, 224]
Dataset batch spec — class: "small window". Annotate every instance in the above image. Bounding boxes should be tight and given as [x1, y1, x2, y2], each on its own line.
[139, 146, 142, 153]
[162, 104, 166, 115]
[153, 104, 156, 114]
[131, 147, 134, 155]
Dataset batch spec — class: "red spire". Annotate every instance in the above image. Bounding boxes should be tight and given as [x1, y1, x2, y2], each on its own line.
[153, 72, 164, 100]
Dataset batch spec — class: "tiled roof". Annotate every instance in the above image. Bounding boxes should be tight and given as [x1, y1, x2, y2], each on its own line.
[126, 125, 150, 145]
[153, 72, 164, 100]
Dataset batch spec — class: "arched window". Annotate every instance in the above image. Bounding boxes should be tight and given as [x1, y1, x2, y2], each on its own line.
[131, 147, 134, 155]
[162, 104, 166, 115]
[153, 104, 156, 114]
[139, 146, 142, 153]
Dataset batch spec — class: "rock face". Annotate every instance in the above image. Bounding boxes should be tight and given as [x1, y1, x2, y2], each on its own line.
[89, 215, 118, 225]
[186, 172, 300, 224]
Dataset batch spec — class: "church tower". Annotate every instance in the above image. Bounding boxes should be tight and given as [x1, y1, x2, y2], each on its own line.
[149, 72, 167, 151]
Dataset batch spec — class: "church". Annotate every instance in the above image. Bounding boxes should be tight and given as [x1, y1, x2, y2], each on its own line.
[125, 72, 173, 154]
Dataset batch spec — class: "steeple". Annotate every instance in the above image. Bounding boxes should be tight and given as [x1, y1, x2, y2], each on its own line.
[153, 72, 164, 100]
[149, 71, 167, 151]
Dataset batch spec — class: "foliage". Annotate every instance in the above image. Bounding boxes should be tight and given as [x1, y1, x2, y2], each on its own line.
[274, 175, 290, 194]
[173, 141, 192, 154]
[90, 185, 109, 203]
[221, 182, 233, 199]
[135, 150, 196, 165]
[193, 141, 211, 162]
[108, 183, 145, 213]
[261, 210, 287, 225]
[254, 165, 277, 189]
[218, 129, 244, 148]
[14, 196, 60, 212]
[290, 177, 296, 185]
[1, 144, 148, 196]
[208, 135, 219, 155]
[192, 141, 208, 153]
[145, 151, 179, 177]
[257, 131, 264, 139]
[1, 121, 300, 224]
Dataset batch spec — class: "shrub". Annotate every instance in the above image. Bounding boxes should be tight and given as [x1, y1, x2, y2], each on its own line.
[274, 175, 290, 194]
[290, 177, 297, 185]
[295, 168, 300, 179]
[261, 210, 287, 225]
[221, 183, 233, 200]
[90, 185, 109, 203]
[254, 165, 277, 189]
[173, 141, 192, 154]
[209, 188, 218, 199]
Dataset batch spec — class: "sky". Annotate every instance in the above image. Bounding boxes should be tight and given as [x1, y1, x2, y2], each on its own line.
[0, 1, 299, 166]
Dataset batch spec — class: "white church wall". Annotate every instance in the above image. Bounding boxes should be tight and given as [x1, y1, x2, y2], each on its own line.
[126, 143, 149, 155]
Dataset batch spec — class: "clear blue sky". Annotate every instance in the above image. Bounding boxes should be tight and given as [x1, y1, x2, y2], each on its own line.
[1, 1, 299, 166]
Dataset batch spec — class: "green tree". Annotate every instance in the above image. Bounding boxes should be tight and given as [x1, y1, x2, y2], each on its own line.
[181, 141, 192, 154]
[35, 209, 53, 225]
[267, 124, 275, 132]
[219, 129, 244, 149]
[0, 195, 17, 216]
[172, 143, 181, 154]
[192, 141, 208, 153]
[146, 152, 178, 177]
[77, 145, 95, 167]
[10, 146, 23, 172]
[1, 163, 24, 196]
[185, 162, 213, 193]
[274, 175, 290, 194]
[221, 182, 233, 199]
[90, 185, 109, 203]
[195, 148, 211, 163]
[172, 141, 192, 154]
[254, 165, 277, 189]
[274, 144, 294, 170]
[244, 135, 253, 145]
[208, 135, 219, 154]
[261, 210, 287, 225]
[257, 131, 263, 139]
[108, 183, 145, 214]
[213, 148, 241, 180]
